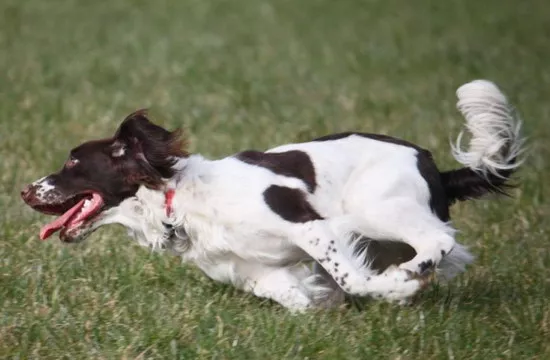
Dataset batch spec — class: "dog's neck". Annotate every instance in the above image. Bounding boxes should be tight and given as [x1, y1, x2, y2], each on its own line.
[101, 155, 209, 254]
[163, 188, 176, 217]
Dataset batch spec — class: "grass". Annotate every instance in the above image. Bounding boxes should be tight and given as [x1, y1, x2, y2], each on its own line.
[1, 0, 549, 358]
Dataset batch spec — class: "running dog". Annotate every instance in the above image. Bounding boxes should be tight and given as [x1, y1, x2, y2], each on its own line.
[21, 80, 525, 311]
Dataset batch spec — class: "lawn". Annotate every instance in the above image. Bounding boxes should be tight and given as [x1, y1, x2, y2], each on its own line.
[1, 0, 549, 358]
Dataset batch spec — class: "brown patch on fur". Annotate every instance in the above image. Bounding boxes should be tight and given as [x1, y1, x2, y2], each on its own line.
[21, 110, 190, 211]
[236, 150, 317, 192]
[263, 185, 322, 222]
[360, 239, 417, 273]
[115, 109, 189, 188]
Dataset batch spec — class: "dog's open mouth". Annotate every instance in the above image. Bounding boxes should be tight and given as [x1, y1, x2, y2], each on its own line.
[35, 192, 104, 240]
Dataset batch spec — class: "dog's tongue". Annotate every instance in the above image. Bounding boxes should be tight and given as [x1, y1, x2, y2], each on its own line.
[39, 199, 86, 240]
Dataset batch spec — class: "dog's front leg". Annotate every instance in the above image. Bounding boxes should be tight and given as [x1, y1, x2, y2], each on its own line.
[241, 265, 315, 312]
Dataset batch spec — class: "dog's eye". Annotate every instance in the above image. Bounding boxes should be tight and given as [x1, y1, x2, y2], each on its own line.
[65, 157, 79, 169]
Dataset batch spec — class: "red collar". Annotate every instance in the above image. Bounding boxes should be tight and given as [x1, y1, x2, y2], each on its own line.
[164, 189, 176, 217]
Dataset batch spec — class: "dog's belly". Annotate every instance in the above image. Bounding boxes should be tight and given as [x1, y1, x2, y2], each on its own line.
[245, 246, 310, 267]
[184, 226, 312, 284]
[230, 233, 311, 266]
[193, 247, 310, 286]
[194, 254, 240, 284]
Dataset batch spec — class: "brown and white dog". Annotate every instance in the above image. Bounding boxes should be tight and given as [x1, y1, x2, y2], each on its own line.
[21, 80, 525, 311]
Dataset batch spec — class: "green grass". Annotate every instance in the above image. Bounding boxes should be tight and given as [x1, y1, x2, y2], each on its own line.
[1, 0, 549, 358]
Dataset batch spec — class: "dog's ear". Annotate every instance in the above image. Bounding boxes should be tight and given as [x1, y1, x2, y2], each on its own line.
[114, 109, 177, 147]
[113, 109, 188, 185]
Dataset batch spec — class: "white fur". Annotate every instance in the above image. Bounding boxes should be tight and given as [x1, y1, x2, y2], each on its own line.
[436, 244, 475, 281]
[92, 141, 456, 311]
[98, 150, 439, 311]
[33, 177, 55, 201]
[452, 80, 525, 177]
[48, 79, 523, 311]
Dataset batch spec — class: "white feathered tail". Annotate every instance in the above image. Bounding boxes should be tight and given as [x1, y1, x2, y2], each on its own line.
[442, 80, 526, 204]
[438, 80, 527, 279]
[452, 80, 525, 178]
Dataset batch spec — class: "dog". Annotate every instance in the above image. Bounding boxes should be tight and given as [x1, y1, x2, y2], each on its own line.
[21, 80, 525, 311]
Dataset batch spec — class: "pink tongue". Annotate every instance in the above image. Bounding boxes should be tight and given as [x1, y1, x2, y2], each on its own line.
[39, 199, 86, 240]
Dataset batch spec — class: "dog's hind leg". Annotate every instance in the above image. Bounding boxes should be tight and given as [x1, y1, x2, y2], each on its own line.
[290, 218, 429, 303]
[350, 198, 457, 276]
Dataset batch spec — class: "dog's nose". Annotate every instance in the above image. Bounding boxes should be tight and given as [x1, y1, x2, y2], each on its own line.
[21, 184, 33, 202]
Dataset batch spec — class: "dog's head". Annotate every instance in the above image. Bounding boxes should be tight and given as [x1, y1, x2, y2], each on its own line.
[21, 110, 187, 243]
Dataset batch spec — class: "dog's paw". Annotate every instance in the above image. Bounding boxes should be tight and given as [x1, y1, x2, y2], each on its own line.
[398, 246, 452, 276]
[368, 266, 427, 303]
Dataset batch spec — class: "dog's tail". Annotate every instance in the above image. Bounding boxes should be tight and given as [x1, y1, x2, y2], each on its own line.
[441, 80, 526, 205]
